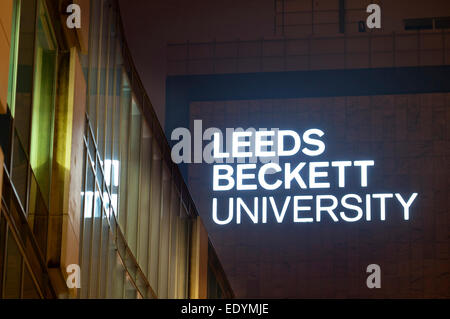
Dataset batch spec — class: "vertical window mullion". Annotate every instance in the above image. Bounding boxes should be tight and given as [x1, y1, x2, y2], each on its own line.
[156, 155, 164, 296]
[123, 88, 132, 239]
[102, 7, 111, 164]
[103, 8, 118, 300]
[167, 181, 174, 297]
[86, 162, 95, 299]
[98, 2, 114, 299]
[94, 0, 104, 147]
[136, 116, 143, 263]
[145, 131, 154, 282]
[148, 136, 161, 293]
[78, 143, 88, 299]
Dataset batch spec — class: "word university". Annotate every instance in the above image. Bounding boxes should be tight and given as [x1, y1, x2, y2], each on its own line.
[210, 129, 418, 225]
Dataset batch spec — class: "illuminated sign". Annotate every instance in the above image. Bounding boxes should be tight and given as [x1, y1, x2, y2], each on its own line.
[211, 129, 418, 225]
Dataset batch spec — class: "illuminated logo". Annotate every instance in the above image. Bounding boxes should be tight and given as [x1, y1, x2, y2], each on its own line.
[209, 128, 418, 225]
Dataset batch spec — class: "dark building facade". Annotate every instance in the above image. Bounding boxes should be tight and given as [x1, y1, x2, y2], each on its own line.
[163, 0, 450, 298]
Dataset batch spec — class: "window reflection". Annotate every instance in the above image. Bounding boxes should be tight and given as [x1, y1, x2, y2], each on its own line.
[4, 229, 23, 299]
[30, 0, 58, 207]
[11, 131, 28, 207]
[81, 191, 94, 218]
[104, 159, 119, 187]
[75, 0, 196, 300]
[89, 186, 102, 297]
[14, 0, 38, 153]
[80, 163, 95, 298]
[103, 159, 119, 214]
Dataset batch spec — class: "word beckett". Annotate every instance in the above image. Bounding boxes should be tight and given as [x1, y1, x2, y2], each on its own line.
[210, 128, 418, 225]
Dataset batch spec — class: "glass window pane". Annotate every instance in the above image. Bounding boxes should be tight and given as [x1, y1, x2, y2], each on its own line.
[11, 130, 28, 207]
[30, 1, 57, 207]
[80, 163, 95, 298]
[105, 229, 116, 298]
[86, 0, 101, 138]
[112, 254, 125, 298]
[104, 12, 117, 175]
[168, 183, 180, 298]
[157, 164, 172, 298]
[0, 110, 13, 171]
[207, 265, 218, 299]
[110, 38, 123, 216]
[3, 228, 23, 299]
[177, 206, 189, 298]
[148, 139, 162, 290]
[89, 185, 102, 297]
[7, 0, 21, 116]
[125, 100, 141, 254]
[79, 145, 87, 231]
[96, 1, 113, 162]
[95, 155, 104, 191]
[118, 73, 130, 228]
[21, 264, 40, 299]
[104, 90, 114, 197]
[110, 75, 121, 215]
[14, 0, 37, 153]
[86, 124, 96, 168]
[137, 121, 152, 275]
[29, 173, 48, 257]
[99, 207, 109, 298]
[124, 274, 137, 299]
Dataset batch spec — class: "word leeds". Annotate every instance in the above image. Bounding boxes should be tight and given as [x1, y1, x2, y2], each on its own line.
[211, 129, 418, 225]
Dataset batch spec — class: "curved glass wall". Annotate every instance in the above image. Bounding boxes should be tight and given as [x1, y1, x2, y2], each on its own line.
[0, 0, 232, 300]
[78, 0, 191, 299]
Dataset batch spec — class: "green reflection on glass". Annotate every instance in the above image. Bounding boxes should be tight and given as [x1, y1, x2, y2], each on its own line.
[29, 1, 57, 207]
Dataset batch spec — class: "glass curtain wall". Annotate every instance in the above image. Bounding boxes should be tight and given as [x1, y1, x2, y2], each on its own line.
[29, 2, 57, 208]
[0, 0, 58, 299]
[0, 0, 211, 300]
[79, 0, 191, 299]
